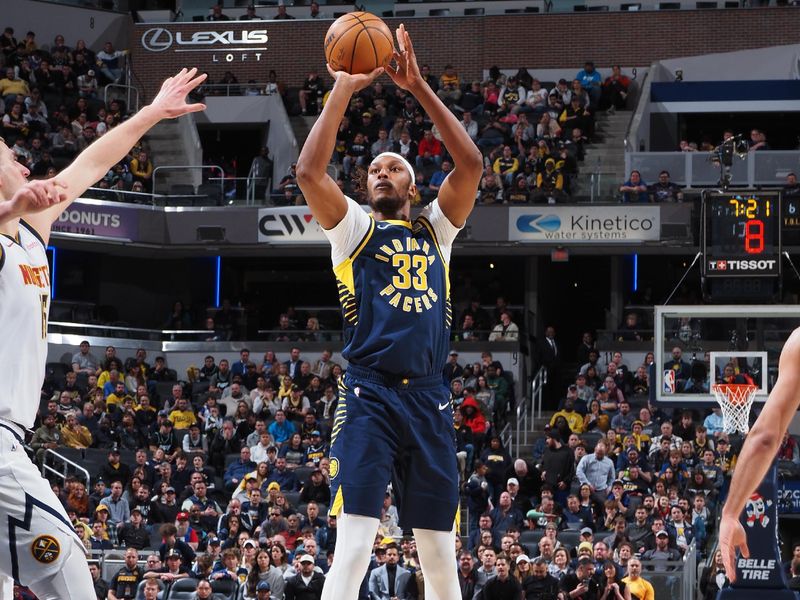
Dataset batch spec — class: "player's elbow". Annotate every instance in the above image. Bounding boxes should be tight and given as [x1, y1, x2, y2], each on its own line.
[460, 148, 484, 173]
[748, 427, 778, 454]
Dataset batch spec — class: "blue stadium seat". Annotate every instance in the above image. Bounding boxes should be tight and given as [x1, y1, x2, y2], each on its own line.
[210, 578, 238, 599]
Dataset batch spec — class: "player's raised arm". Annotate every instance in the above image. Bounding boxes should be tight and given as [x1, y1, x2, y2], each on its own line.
[386, 24, 483, 227]
[296, 65, 383, 229]
[23, 68, 207, 244]
[719, 327, 800, 581]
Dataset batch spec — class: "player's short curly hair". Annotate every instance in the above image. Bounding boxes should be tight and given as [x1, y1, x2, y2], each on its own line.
[352, 165, 420, 206]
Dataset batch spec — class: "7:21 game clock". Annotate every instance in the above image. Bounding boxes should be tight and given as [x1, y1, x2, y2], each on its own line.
[702, 190, 782, 279]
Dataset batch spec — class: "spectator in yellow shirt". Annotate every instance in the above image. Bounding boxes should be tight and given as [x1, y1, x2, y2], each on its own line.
[106, 381, 135, 408]
[0, 67, 30, 104]
[61, 411, 93, 449]
[622, 558, 655, 600]
[169, 397, 198, 430]
[437, 64, 461, 105]
[550, 398, 585, 434]
[130, 150, 154, 191]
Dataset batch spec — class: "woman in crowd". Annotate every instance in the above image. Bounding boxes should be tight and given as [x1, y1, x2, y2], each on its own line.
[598, 559, 630, 600]
[244, 548, 285, 600]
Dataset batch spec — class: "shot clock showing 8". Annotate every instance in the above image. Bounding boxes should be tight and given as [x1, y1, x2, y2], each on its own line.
[702, 190, 782, 278]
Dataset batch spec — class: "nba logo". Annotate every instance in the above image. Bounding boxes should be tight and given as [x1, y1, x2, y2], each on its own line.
[663, 369, 675, 393]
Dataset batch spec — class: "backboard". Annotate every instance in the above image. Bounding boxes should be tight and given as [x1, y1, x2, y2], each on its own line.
[653, 305, 800, 407]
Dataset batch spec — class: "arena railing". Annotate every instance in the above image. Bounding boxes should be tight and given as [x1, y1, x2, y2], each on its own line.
[500, 365, 545, 456]
[104, 82, 140, 115]
[42, 447, 91, 488]
[625, 150, 800, 188]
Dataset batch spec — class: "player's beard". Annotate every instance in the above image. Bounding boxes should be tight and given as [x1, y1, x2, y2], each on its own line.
[368, 186, 409, 219]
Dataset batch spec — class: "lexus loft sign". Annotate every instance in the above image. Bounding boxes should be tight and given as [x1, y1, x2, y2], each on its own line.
[140, 27, 269, 62]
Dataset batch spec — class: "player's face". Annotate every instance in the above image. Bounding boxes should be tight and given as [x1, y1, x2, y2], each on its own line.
[0, 142, 30, 200]
[367, 156, 415, 215]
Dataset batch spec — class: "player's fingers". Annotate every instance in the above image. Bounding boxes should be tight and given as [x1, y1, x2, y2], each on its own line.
[740, 539, 750, 559]
[326, 64, 338, 79]
[184, 103, 207, 114]
[396, 26, 405, 53]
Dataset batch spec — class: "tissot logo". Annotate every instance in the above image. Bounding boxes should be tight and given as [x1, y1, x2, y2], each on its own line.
[141, 28, 269, 52]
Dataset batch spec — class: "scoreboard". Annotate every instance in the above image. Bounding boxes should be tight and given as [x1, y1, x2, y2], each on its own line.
[703, 191, 781, 278]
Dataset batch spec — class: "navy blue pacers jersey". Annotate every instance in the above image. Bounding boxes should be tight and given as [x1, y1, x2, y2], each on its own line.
[325, 197, 461, 378]
[321, 197, 463, 530]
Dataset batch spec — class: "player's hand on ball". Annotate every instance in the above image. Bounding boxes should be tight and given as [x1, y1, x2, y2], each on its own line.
[719, 514, 748, 582]
[326, 64, 384, 93]
[386, 24, 422, 92]
[150, 67, 207, 119]
[11, 178, 69, 215]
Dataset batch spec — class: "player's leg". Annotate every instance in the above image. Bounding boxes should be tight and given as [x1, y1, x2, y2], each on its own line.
[413, 527, 461, 600]
[0, 430, 93, 598]
[398, 384, 461, 599]
[26, 540, 95, 600]
[320, 513, 379, 600]
[323, 376, 399, 599]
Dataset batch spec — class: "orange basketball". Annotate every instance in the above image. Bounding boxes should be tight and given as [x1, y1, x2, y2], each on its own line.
[324, 12, 394, 75]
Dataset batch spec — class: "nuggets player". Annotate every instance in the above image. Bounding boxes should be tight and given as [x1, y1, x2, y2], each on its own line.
[297, 25, 482, 600]
[719, 328, 800, 581]
[0, 68, 205, 598]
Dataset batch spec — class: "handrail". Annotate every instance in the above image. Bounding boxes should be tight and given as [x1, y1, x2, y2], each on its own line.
[623, 68, 650, 155]
[42, 448, 91, 486]
[532, 366, 548, 424]
[103, 82, 140, 114]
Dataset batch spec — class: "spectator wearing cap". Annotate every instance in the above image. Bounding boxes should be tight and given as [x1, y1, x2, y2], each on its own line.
[255, 579, 273, 598]
[154, 485, 180, 523]
[98, 447, 132, 488]
[284, 553, 325, 599]
[304, 432, 329, 467]
[108, 547, 143, 600]
[118, 505, 149, 550]
[300, 468, 331, 506]
[443, 350, 463, 382]
[641, 529, 681, 563]
[146, 547, 191, 582]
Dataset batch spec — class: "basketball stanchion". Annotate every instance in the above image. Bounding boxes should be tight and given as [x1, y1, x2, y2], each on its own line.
[713, 384, 797, 600]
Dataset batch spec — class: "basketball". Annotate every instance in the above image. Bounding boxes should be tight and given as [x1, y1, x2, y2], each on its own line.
[324, 12, 394, 75]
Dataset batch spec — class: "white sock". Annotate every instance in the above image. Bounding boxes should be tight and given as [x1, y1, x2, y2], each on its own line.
[320, 513, 379, 600]
[414, 527, 461, 600]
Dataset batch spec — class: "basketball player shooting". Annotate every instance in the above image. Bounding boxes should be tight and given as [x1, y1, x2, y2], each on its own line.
[719, 328, 800, 582]
[0, 68, 205, 599]
[296, 24, 482, 600]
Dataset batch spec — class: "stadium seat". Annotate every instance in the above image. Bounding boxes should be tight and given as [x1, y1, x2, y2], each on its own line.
[284, 491, 302, 508]
[197, 183, 223, 206]
[558, 529, 580, 550]
[224, 453, 241, 469]
[581, 431, 604, 452]
[210, 578, 238, 598]
[519, 529, 544, 548]
[166, 577, 199, 599]
[155, 381, 176, 404]
[294, 466, 314, 487]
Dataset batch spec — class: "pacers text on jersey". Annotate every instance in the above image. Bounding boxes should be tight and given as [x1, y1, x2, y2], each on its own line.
[375, 236, 439, 313]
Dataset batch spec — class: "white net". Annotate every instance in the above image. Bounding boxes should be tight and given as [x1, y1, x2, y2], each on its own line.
[711, 384, 759, 434]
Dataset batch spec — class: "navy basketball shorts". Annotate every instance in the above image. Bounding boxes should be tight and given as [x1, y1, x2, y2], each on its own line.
[328, 364, 459, 532]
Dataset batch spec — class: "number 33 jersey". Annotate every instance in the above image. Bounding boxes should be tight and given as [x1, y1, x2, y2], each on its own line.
[0, 221, 50, 429]
[323, 198, 461, 378]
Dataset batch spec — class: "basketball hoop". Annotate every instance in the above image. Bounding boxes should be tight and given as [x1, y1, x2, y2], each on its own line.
[711, 383, 759, 434]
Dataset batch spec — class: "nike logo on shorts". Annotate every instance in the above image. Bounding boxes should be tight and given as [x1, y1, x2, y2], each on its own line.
[438, 402, 450, 411]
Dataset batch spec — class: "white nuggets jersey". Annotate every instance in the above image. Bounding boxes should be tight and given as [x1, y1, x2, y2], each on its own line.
[0, 221, 49, 429]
